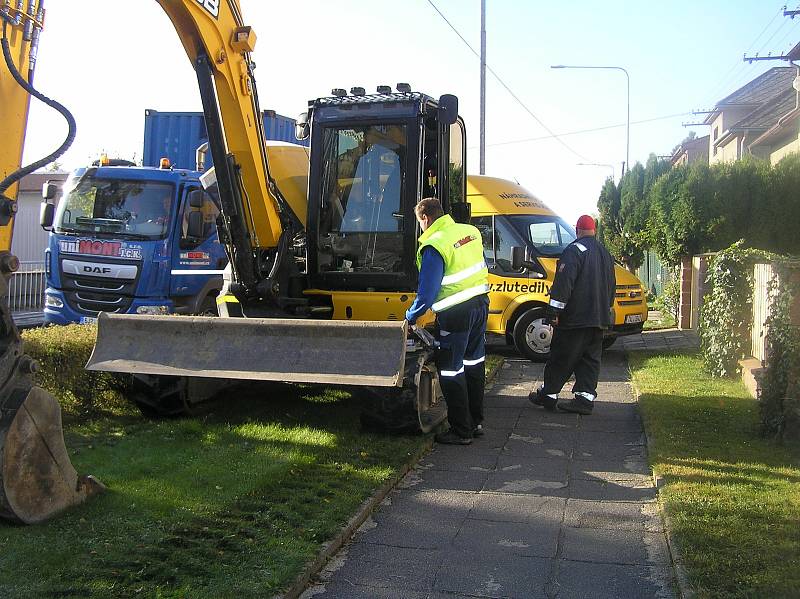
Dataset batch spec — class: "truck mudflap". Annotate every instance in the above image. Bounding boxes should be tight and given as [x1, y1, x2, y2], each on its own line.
[87, 312, 408, 387]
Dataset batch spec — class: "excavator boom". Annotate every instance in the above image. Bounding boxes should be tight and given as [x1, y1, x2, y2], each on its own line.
[0, 0, 103, 524]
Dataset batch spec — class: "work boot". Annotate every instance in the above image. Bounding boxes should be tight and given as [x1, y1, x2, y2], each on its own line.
[435, 431, 473, 445]
[472, 424, 484, 437]
[528, 388, 557, 411]
[557, 394, 594, 415]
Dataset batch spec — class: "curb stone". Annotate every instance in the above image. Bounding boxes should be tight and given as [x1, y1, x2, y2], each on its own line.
[627, 356, 696, 599]
[280, 356, 506, 598]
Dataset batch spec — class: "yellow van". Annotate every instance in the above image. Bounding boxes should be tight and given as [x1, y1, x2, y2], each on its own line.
[466, 175, 647, 360]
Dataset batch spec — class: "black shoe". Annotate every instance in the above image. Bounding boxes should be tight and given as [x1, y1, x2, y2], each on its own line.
[528, 389, 557, 411]
[557, 395, 593, 415]
[472, 424, 484, 437]
[435, 431, 473, 445]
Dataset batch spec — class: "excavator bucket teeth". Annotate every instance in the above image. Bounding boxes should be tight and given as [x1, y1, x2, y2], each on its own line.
[0, 386, 105, 524]
[87, 313, 408, 387]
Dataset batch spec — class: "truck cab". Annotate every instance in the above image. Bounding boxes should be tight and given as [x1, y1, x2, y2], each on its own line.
[466, 175, 647, 360]
[40, 161, 226, 325]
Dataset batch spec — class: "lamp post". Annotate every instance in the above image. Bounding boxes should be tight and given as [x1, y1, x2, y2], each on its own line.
[576, 162, 615, 182]
[552, 64, 630, 175]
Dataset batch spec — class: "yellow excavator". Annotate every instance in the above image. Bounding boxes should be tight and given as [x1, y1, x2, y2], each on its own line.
[1, 0, 468, 522]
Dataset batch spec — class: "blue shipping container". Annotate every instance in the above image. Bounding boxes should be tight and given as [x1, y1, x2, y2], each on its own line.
[143, 109, 308, 170]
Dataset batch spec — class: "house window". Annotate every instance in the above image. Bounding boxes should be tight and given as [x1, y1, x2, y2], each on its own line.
[713, 127, 718, 141]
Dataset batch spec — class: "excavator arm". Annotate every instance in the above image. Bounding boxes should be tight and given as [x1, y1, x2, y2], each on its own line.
[0, 0, 103, 524]
[155, 0, 299, 298]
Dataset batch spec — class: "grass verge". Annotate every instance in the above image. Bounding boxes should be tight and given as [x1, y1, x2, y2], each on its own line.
[629, 351, 800, 598]
[0, 383, 424, 598]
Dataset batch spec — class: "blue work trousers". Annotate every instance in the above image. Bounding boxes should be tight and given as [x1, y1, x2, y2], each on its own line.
[434, 294, 489, 438]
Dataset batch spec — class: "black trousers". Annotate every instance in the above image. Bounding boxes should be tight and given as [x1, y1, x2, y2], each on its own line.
[435, 295, 489, 438]
[542, 327, 604, 399]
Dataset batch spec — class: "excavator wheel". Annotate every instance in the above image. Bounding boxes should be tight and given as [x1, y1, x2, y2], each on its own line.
[0, 386, 105, 524]
[360, 352, 447, 434]
[129, 375, 192, 418]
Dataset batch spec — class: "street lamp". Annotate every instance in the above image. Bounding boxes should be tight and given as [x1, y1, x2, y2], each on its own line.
[577, 162, 615, 182]
[552, 64, 630, 175]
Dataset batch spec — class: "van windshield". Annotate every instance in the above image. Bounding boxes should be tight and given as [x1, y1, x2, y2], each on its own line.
[507, 214, 577, 257]
[54, 175, 174, 239]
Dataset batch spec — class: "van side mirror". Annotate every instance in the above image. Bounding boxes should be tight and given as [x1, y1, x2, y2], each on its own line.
[437, 94, 459, 126]
[295, 111, 310, 140]
[450, 201, 471, 224]
[188, 189, 205, 209]
[40, 201, 55, 230]
[42, 182, 58, 201]
[510, 245, 545, 277]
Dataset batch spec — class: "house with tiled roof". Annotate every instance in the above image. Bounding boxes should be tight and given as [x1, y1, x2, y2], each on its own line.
[670, 134, 710, 166]
[704, 66, 797, 164]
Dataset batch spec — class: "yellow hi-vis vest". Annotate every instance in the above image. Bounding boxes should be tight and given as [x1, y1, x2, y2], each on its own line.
[416, 214, 489, 312]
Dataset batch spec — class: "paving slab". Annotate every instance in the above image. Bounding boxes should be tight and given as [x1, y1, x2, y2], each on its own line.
[301, 349, 677, 599]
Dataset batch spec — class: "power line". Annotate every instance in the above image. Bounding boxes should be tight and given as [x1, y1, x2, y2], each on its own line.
[703, 6, 787, 107]
[425, 0, 593, 162]
[477, 111, 692, 149]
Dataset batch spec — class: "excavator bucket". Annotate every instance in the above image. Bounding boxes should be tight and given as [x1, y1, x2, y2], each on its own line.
[0, 386, 105, 524]
[87, 313, 408, 387]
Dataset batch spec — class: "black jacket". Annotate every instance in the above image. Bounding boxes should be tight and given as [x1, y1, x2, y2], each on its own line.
[548, 235, 616, 329]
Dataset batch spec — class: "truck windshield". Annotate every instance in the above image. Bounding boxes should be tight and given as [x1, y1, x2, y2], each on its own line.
[54, 175, 174, 239]
[507, 214, 577, 257]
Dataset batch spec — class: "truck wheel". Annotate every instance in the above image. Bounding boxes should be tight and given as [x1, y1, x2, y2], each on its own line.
[198, 295, 218, 317]
[513, 308, 552, 362]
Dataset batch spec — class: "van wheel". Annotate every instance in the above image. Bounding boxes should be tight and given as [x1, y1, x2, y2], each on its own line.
[513, 308, 552, 362]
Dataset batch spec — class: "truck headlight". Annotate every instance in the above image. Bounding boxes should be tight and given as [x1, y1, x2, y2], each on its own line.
[136, 305, 170, 315]
[45, 294, 63, 308]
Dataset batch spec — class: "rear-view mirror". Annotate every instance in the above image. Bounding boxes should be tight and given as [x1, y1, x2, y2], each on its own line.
[40, 201, 55, 229]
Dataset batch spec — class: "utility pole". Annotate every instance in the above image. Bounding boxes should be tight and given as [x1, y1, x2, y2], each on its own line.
[480, 0, 486, 175]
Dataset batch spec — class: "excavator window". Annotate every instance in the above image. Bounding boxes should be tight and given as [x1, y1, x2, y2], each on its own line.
[317, 124, 407, 274]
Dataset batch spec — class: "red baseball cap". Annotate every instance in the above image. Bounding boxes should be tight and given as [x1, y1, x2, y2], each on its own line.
[576, 215, 596, 232]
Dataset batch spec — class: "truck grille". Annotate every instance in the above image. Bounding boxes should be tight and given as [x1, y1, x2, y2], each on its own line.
[60, 258, 140, 316]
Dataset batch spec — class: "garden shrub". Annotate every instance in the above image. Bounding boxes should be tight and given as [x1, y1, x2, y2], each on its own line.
[21, 324, 131, 420]
[700, 241, 772, 377]
[759, 259, 800, 441]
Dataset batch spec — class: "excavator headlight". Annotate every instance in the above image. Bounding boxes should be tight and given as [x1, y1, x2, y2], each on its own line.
[396, 83, 411, 93]
[159, 158, 171, 169]
[331, 88, 346, 97]
[376, 85, 392, 94]
[350, 86, 366, 96]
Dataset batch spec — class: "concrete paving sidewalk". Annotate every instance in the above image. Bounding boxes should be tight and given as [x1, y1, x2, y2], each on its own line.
[301, 345, 681, 599]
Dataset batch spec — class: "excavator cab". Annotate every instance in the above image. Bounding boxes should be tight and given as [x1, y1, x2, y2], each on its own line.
[306, 89, 467, 295]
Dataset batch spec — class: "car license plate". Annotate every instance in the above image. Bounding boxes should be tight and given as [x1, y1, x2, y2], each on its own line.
[625, 314, 643, 324]
[80, 316, 98, 325]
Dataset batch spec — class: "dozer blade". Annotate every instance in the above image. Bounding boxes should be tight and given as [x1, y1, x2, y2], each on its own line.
[0, 386, 105, 524]
[87, 313, 408, 387]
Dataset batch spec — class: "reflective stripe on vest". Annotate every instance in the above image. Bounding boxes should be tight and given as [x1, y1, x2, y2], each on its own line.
[432, 283, 491, 312]
[417, 214, 489, 313]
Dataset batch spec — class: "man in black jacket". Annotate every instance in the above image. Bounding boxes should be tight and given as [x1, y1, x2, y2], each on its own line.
[529, 215, 616, 415]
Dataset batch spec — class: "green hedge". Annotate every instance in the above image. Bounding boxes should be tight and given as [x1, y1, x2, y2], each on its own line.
[21, 324, 132, 421]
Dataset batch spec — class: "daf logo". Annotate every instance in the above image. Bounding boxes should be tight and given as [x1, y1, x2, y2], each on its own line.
[83, 266, 112, 274]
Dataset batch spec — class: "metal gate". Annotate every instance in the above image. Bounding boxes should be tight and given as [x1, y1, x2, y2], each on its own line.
[9, 260, 45, 324]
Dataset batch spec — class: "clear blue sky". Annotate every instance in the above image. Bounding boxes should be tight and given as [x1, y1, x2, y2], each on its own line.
[21, 1, 798, 223]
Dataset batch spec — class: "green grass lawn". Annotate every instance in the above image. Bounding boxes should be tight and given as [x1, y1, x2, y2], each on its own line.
[629, 351, 800, 599]
[0, 383, 427, 598]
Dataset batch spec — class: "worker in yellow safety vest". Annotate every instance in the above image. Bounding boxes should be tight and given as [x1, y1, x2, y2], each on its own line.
[405, 197, 490, 444]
